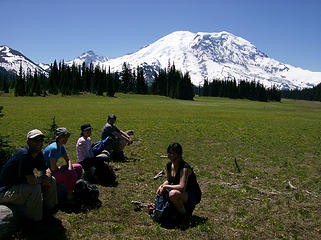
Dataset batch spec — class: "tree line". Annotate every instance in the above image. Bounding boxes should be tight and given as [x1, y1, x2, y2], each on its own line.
[11, 61, 150, 97]
[9, 60, 321, 103]
[281, 83, 321, 101]
[199, 78, 281, 102]
[1, 60, 195, 100]
[151, 63, 194, 100]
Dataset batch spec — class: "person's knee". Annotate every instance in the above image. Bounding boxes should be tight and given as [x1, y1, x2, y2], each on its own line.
[29, 183, 42, 195]
[169, 190, 181, 201]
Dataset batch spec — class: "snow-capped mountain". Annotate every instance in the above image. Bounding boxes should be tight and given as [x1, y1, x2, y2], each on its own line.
[0, 45, 47, 75]
[67, 31, 321, 89]
[38, 63, 50, 71]
[65, 50, 109, 67]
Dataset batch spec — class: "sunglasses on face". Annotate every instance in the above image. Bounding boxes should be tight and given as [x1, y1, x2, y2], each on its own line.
[30, 137, 44, 143]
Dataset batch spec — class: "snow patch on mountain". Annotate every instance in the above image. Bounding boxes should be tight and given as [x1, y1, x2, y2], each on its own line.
[66, 51, 109, 67]
[0, 45, 46, 75]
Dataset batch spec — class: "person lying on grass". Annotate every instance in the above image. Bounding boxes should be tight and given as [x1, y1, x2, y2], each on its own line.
[156, 142, 201, 221]
[43, 127, 83, 201]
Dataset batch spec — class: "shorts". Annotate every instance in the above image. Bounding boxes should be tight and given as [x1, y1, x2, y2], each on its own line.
[185, 192, 200, 214]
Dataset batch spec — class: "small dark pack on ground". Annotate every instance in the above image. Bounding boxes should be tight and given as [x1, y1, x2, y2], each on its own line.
[74, 179, 100, 206]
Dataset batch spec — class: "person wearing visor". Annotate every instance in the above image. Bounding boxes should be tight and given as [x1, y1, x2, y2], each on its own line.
[0, 129, 57, 222]
[43, 127, 83, 200]
[76, 123, 111, 182]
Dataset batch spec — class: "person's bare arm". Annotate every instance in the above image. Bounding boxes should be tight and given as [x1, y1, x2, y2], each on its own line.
[162, 168, 191, 192]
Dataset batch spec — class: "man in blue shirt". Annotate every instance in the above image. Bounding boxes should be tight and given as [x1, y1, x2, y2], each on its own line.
[0, 129, 57, 222]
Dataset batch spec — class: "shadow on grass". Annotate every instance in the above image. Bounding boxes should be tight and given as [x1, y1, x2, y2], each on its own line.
[190, 215, 208, 228]
[59, 199, 102, 214]
[158, 215, 208, 230]
[111, 157, 140, 163]
[10, 216, 67, 240]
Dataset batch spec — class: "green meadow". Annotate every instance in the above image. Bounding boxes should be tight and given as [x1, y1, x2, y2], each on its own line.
[0, 94, 320, 239]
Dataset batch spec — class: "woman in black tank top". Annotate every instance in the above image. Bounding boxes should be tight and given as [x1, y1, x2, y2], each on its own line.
[156, 143, 201, 216]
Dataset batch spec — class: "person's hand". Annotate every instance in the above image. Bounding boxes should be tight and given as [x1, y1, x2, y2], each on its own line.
[41, 176, 51, 191]
[45, 168, 52, 178]
[156, 185, 165, 196]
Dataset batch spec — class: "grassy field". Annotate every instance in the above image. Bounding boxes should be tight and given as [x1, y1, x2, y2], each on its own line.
[0, 93, 320, 240]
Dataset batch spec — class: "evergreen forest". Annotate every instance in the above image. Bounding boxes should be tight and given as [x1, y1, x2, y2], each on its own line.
[1, 61, 320, 102]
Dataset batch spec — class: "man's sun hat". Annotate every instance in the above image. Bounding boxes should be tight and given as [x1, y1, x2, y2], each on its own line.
[27, 129, 45, 140]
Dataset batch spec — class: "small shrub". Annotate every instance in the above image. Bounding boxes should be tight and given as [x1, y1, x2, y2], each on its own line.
[0, 106, 15, 170]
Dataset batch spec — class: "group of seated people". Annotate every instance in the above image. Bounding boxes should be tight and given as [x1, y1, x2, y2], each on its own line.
[0, 114, 201, 228]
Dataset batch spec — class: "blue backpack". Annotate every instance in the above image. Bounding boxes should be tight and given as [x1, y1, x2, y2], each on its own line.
[91, 137, 113, 155]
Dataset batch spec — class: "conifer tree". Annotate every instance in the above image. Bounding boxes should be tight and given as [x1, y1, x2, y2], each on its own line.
[34, 70, 41, 96]
[113, 72, 120, 93]
[3, 76, 9, 93]
[182, 72, 194, 100]
[48, 60, 59, 94]
[26, 69, 33, 96]
[106, 67, 115, 97]
[89, 63, 94, 93]
[136, 66, 147, 94]
[121, 62, 131, 93]
[71, 62, 80, 94]
[14, 63, 26, 96]
[203, 78, 209, 96]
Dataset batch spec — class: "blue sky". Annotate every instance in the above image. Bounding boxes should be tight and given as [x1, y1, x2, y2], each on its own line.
[1, 0, 320, 71]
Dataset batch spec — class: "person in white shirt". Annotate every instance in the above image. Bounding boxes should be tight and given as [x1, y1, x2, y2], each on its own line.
[76, 123, 110, 182]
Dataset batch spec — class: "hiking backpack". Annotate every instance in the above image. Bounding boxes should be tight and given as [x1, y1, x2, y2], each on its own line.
[74, 179, 100, 205]
[153, 193, 178, 227]
[91, 137, 113, 156]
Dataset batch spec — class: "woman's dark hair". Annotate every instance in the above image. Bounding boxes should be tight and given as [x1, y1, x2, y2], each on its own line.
[80, 123, 92, 136]
[107, 114, 116, 121]
[167, 142, 183, 156]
